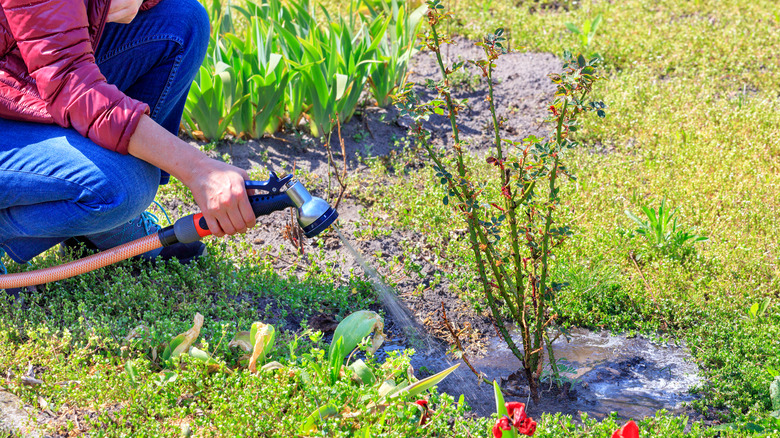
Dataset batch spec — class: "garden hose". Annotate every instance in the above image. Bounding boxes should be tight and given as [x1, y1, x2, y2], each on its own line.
[0, 173, 338, 289]
[0, 234, 161, 289]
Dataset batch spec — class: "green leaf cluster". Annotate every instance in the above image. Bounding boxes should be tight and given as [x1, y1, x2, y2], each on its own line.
[625, 198, 708, 260]
[183, 0, 425, 141]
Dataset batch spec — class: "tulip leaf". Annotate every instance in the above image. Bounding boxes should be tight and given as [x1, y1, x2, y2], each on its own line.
[378, 379, 397, 398]
[261, 361, 284, 372]
[125, 360, 139, 384]
[328, 311, 385, 384]
[493, 381, 518, 438]
[300, 404, 338, 434]
[393, 363, 460, 398]
[328, 310, 385, 362]
[248, 322, 276, 372]
[494, 380, 508, 417]
[228, 331, 252, 352]
[124, 325, 151, 343]
[189, 347, 221, 366]
[162, 313, 204, 361]
[335, 74, 349, 101]
[348, 359, 376, 385]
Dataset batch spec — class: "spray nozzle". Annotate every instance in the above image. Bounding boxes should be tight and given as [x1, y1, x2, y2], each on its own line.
[244, 172, 338, 237]
[282, 181, 339, 237]
[165, 173, 339, 244]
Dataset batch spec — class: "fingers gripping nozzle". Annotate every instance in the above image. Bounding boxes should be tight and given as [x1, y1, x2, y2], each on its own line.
[158, 175, 339, 246]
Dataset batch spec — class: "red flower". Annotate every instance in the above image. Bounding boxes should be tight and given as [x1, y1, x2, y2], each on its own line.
[611, 420, 639, 438]
[415, 400, 428, 409]
[516, 417, 537, 436]
[494, 402, 537, 436]
[492, 416, 512, 438]
[505, 402, 527, 425]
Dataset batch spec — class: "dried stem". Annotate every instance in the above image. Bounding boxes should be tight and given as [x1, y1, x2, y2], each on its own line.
[324, 116, 349, 211]
[441, 302, 490, 385]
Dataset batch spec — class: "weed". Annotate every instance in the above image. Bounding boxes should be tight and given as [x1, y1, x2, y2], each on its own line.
[353, 128, 370, 143]
[448, 65, 483, 91]
[624, 198, 707, 260]
[565, 13, 603, 56]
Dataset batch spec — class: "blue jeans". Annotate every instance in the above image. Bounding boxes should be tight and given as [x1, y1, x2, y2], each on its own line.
[0, 0, 209, 263]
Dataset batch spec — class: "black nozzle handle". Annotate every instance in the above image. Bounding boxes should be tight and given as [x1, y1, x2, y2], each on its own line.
[249, 193, 296, 217]
[161, 194, 297, 246]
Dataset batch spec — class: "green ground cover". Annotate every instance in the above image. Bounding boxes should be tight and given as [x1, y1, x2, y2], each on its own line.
[3, 0, 780, 436]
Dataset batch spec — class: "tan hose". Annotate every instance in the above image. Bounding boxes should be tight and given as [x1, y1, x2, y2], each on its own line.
[0, 234, 161, 289]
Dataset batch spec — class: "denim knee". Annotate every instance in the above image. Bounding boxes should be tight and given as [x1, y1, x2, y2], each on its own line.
[85, 163, 160, 233]
[176, 0, 210, 76]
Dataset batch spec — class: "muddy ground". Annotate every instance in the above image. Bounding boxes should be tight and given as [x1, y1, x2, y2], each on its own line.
[165, 42, 703, 420]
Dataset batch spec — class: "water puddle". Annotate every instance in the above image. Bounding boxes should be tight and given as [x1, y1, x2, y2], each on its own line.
[380, 328, 702, 420]
[470, 328, 702, 419]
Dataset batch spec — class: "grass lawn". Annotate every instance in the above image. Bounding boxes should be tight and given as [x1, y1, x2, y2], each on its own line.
[3, 0, 780, 436]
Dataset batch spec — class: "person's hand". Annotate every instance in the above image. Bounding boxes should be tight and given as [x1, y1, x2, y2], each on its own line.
[185, 157, 257, 237]
[125, 116, 256, 237]
[107, 0, 144, 23]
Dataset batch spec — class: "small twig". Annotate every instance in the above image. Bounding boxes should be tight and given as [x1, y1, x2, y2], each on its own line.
[286, 208, 304, 256]
[361, 111, 375, 139]
[629, 251, 655, 304]
[441, 303, 490, 385]
[334, 118, 349, 210]
[323, 118, 349, 211]
[488, 316, 502, 338]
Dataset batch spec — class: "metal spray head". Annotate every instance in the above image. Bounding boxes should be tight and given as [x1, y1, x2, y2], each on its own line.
[284, 181, 339, 237]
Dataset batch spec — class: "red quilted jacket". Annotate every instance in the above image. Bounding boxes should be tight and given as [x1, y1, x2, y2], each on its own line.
[0, 0, 162, 154]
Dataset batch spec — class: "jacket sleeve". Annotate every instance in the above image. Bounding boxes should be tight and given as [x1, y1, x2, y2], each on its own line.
[1, 0, 150, 154]
[140, 0, 163, 11]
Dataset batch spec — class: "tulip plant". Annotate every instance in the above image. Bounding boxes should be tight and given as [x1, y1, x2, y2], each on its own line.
[395, 0, 606, 401]
[364, 0, 427, 106]
[183, 0, 422, 141]
[127, 310, 460, 435]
